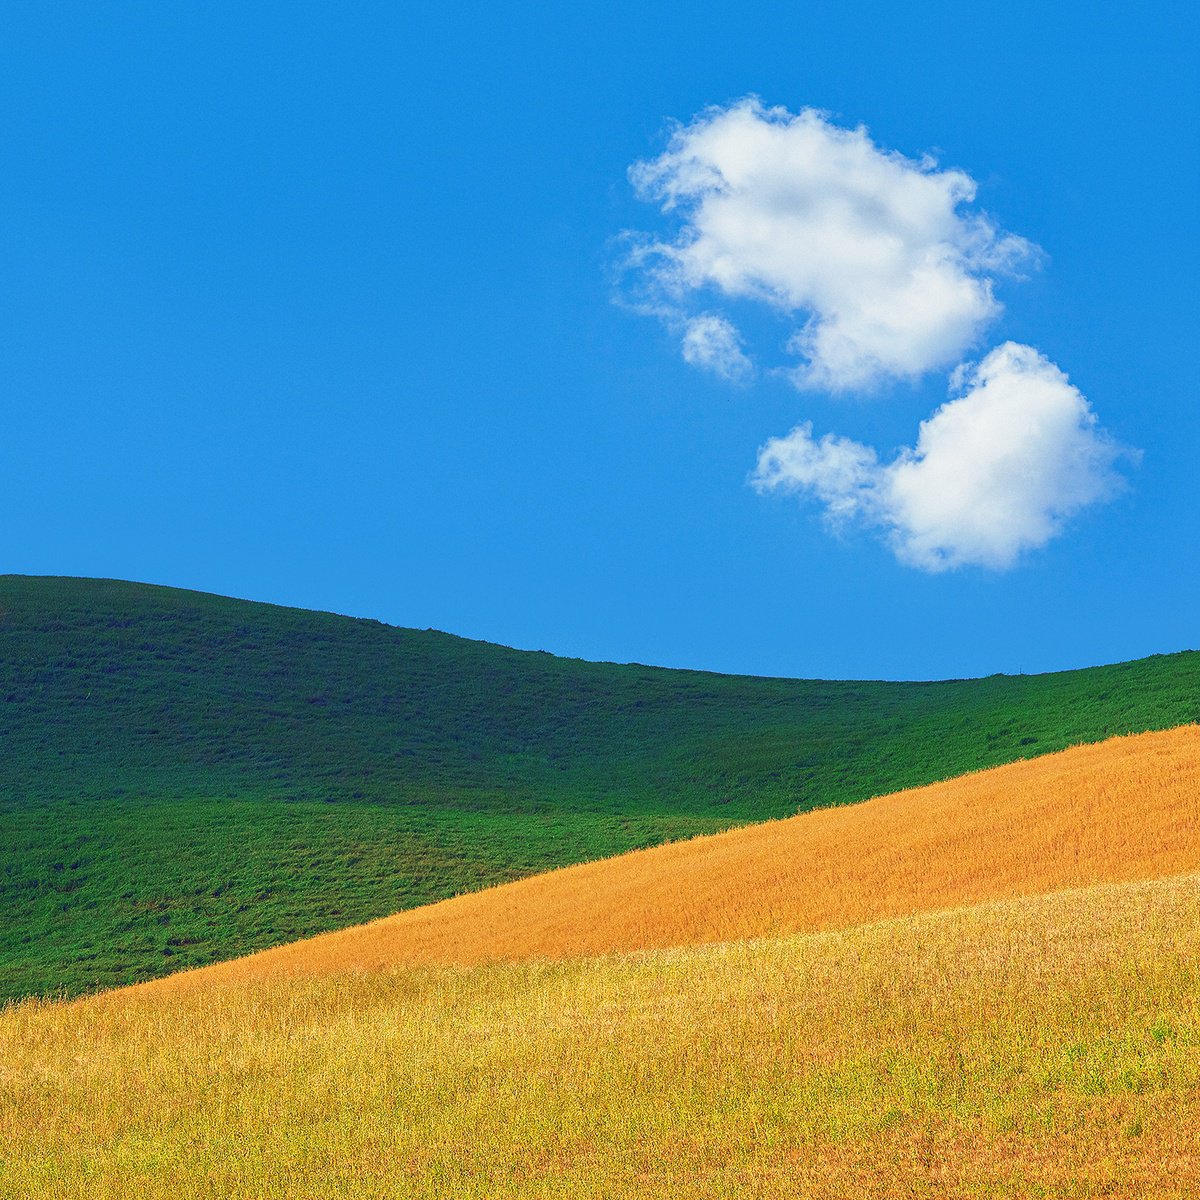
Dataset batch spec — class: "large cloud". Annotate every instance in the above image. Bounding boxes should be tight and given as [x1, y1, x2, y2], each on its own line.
[629, 99, 1035, 390]
[752, 344, 1131, 571]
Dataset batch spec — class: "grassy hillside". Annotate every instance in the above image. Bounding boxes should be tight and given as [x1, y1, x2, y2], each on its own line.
[2, 574, 1198, 1000]
[6, 871, 1199, 1197]
[6, 722, 1200, 1196]
[158, 726, 1200, 987]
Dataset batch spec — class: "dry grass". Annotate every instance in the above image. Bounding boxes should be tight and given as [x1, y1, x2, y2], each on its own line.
[3, 870, 1199, 1198]
[5, 726, 1200, 1197]
[150, 725, 1200, 990]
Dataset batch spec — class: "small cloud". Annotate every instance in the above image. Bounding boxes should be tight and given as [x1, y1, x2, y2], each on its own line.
[680, 314, 753, 383]
[627, 98, 1036, 391]
[752, 343, 1134, 571]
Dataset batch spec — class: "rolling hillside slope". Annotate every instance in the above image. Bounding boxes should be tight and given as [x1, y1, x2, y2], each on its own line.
[4, 723, 1200, 1196]
[3, 574, 1198, 1000]
[151, 725, 1200, 988]
[6, 871, 1200, 1196]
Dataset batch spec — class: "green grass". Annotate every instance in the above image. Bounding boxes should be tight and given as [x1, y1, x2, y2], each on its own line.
[1, 574, 1197, 1002]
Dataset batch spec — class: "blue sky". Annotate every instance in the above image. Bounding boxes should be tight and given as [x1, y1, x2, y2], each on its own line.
[1, 2, 1196, 680]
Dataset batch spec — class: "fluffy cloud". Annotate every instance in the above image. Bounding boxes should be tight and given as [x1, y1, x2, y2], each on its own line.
[623, 100, 1134, 570]
[630, 99, 1035, 391]
[752, 344, 1130, 571]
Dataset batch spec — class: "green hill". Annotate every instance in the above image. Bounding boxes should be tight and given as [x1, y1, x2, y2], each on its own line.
[1, 575, 1197, 1002]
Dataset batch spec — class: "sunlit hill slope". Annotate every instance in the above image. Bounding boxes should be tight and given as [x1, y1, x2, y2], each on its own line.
[4, 727, 1200, 1197]
[152, 724, 1200, 986]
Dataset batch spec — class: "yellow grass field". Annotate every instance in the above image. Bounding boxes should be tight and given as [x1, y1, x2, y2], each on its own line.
[3, 726, 1200, 1197]
[155, 725, 1200, 989]
[3, 871, 1199, 1198]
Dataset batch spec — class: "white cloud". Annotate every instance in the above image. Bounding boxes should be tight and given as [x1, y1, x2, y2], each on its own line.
[753, 343, 1131, 571]
[629, 98, 1035, 391]
[621, 100, 1135, 569]
[680, 314, 753, 383]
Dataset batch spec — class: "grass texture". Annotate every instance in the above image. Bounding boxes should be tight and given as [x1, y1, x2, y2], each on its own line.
[3, 574, 1198, 1000]
[155, 725, 1200, 986]
[4, 873, 1198, 1197]
[3, 729, 1199, 1196]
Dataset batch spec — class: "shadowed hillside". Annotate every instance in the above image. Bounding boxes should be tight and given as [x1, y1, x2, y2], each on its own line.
[2, 575, 1198, 1000]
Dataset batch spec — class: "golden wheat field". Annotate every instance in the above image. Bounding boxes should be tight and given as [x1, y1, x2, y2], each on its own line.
[3, 726, 1200, 1198]
[154, 725, 1200, 988]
